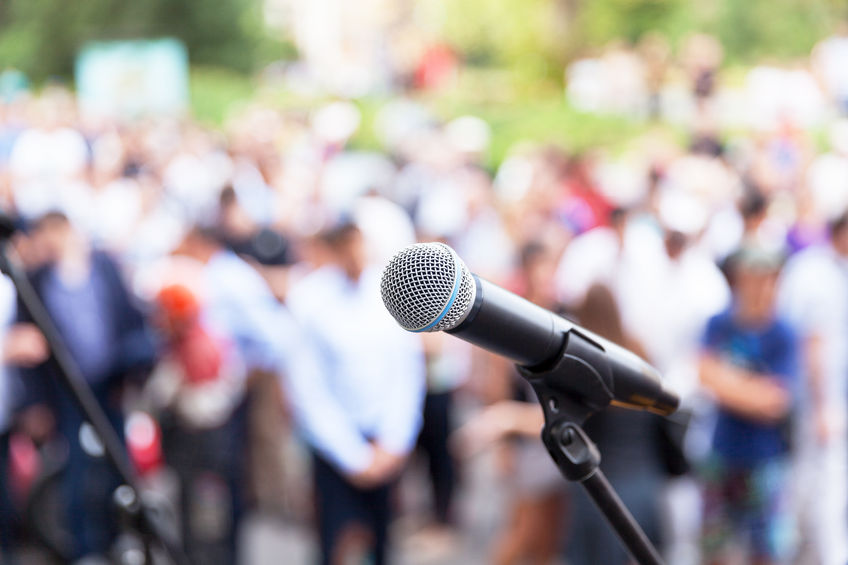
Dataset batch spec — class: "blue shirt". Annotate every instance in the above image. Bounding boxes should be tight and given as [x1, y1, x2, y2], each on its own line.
[202, 251, 298, 373]
[285, 265, 426, 474]
[702, 308, 799, 464]
[43, 265, 115, 386]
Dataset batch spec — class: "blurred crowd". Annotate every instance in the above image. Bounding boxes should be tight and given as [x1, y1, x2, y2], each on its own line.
[0, 28, 848, 565]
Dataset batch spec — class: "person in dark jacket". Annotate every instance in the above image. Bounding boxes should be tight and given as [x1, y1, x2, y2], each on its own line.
[10, 211, 155, 561]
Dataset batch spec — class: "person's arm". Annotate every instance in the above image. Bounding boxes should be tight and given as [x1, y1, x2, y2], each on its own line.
[801, 334, 830, 439]
[4, 323, 48, 367]
[778, 261, 834, 442]
[7, 283, 55, 442]
[99, 253, 157, 377]
[698, 353, 790, 425]
[451, 401, 544, 459]
[698, 313, 791, 425]
[9, 280, 52, 410]
[276, 318, 376, 475]
[278, 320, 405, 488]
[373, 331, 426, 464]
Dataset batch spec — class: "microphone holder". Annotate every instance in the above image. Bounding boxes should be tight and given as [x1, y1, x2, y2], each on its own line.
[519, 330, 666, 565]
[0, 216, 190, 565]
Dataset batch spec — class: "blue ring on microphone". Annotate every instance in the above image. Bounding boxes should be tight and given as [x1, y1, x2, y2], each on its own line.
[413, 270, 461, 333]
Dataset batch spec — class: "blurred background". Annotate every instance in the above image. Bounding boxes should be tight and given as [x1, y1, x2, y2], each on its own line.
[2, 0, 848, 564]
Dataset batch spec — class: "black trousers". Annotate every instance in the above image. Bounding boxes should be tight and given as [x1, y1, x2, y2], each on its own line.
[161, 412, 243, 565]
[416, 391, 456, 525]
[312, 452, 392, 565]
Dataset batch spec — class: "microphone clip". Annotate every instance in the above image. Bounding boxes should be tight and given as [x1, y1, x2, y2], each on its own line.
[517, 329, 667, 564]
[518, 329, 614, 481]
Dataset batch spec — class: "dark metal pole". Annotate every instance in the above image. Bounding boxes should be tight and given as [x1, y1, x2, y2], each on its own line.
[581, 469, 664, 565]
[534, 397, 667, 565]
[0, 242, 190, 565]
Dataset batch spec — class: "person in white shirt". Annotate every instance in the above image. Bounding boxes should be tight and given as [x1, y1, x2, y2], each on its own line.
[0, 275, 49, 562]
[285, 221, 425, 565]
[778, 211, 848, 565]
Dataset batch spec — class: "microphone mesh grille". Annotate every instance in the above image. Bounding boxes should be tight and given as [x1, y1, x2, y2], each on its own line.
[381, 243, 475, 332]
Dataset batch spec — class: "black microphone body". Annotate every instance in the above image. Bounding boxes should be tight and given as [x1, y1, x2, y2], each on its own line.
[450, 275, 679, 415]
[380, 242, 679, 416]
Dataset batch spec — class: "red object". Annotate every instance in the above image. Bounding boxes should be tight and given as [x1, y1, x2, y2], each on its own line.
[8, 434, 38, 504]
[156, 283, 223, 384]
[175, 325, 223, 385]
[157, 284, 200, 330]
[126, 411, 163, 476]
[560, 157, 613, 233]
[414, 44, 459, 90]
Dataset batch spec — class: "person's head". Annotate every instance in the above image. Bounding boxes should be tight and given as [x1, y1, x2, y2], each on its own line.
[574, 283, 625, 346]
[727, 246, 784, 325]
[30, 211, 76, 263]
[609, 207, 629, 240]
[656, 188, 707, 257]
[830, 210, 848, 257]
[218, 185, 256, 242]
[739, 189, 768, 234]
[176, 225, 222, 263]
[565, 152, 592, 187]
[664, 230, 687, 260]
[519, 240, 558, 306]
[320, 221, 366, 281]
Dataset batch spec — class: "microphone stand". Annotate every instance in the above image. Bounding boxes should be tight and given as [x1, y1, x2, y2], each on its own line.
[519, 330, 667, 565]
[0, 217, 190, 565]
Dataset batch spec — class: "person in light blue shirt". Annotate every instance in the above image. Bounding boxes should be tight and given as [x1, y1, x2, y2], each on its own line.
[172, 225, 322, 561]
[285, 221, 425, 565]
[175, 225, 317, 383]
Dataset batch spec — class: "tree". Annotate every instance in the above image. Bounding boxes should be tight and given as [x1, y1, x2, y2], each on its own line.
[0, 0, 277, 81]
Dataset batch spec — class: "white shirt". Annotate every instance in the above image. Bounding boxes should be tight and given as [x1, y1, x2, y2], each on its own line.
[86, 179, 144, 250]
[202, 251, 309, 376]
[814, 35, 848, 100]
[807, 153, 848, 221]
[636, 249, 730, 398]
[352, 196, 416, 268]
[555, 221, 667, 337]
[285, 265, 425, 474]
[9, 127, 88, 182]
[0, 277, 18, 432]
[556, 222, 729, 399]
[779, 245, 848, 407]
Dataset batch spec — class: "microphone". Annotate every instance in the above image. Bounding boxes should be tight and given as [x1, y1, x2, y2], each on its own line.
[380, 242, 679, 416]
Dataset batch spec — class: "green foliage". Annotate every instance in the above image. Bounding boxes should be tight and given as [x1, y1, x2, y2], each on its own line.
[575, 0, 690, 48]
[189, 66, 255, 125]
[438, 0, 844, 80]
[0, 0, 285, 81]
[419, 67, 653, 166]
[709, 0, 836, 64]
[439, 0, 568, 76]
[188, 65, 654, 167]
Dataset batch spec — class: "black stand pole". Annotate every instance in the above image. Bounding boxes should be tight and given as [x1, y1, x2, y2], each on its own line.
[542, 420, 664, 565]
[0, 225, 190, 565]
[519, 329, 670, 565]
